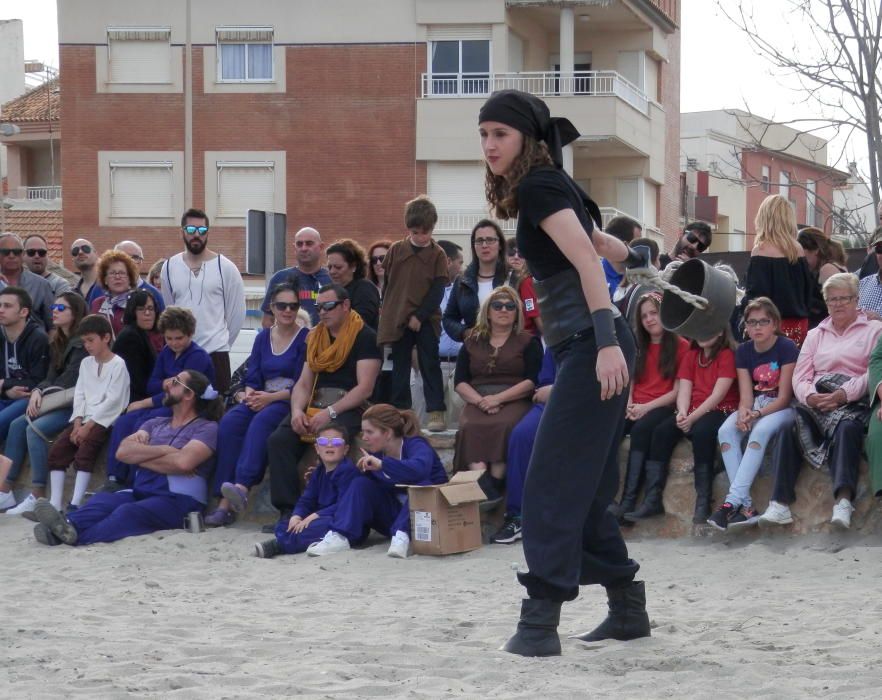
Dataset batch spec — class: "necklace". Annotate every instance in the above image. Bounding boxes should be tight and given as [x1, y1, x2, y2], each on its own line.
[477, 273, 495, 279]
[697, 351, 714, 368]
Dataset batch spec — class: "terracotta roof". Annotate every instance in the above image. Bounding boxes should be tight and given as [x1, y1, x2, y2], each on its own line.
[1, 78, 60, 124]
[2, 209, 64, 259]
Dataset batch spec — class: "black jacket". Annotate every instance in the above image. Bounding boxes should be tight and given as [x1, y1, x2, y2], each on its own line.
[112, 326, 157, 402]
[38, 336, 87, 391]
[1, 319, 50, 396]
[442, 264, 507, 342]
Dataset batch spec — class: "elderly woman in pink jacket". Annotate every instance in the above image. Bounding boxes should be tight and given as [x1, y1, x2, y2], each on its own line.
[759, 273, 882, 530]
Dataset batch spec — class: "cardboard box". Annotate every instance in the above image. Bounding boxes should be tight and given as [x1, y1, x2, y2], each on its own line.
[400, 471, 486, 556]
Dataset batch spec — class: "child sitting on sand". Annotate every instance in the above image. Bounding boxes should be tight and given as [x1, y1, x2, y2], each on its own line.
[254, 423, 360, 558]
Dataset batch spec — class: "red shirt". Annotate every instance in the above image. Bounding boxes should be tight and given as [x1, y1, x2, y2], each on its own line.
[519, 276, 541, 336]
[677, 347, 739, 413]
[633, 337, 690, 404]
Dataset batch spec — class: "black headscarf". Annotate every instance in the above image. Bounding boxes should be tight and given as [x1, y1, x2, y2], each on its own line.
[478, 90, 580, 169]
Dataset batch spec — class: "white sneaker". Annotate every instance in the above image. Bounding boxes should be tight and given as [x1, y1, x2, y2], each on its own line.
[758, 501, 793, 526]
[0, 490, 16, 511]
[5, 493, 37, 515]
[306, 530, 350, 557]
[831, 498, 854, 529]
[387, 530, 410, 559]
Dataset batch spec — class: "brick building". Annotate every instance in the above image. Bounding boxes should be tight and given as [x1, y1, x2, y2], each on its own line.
[58, 0, 681, 270]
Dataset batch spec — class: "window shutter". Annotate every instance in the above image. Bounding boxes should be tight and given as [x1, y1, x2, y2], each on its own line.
[110, 163, 174, 218]
[217, 162, 275, 218]
[216, 26, 274, 42]
[428, 162, 492, 232]
[427, 25, 491, 41]
[109, 39, 171, 83]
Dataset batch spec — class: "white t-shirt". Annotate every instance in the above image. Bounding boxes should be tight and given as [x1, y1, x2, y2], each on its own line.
[477, 280, 494, 304]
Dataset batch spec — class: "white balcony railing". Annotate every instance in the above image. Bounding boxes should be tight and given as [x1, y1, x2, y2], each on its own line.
[25, 186, 62, 200]
[435, 210, 515, 233]
[421, 70, 649, 114]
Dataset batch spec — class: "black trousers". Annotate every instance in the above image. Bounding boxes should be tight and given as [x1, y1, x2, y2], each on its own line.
[388, 324, 445, 413]
[649, 410, 727, 466]
[519, 319, 639, 602]
[771, 414, 863, 504]
[624, 406, 677, 455]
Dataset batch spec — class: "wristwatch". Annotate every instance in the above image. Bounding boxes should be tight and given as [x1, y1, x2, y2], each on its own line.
[327, 404, 338, 420]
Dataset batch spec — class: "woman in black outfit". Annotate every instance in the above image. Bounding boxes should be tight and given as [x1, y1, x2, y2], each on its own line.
[112, 290, 163, 401]
[326, 239, 381, 330]
[479, 90, 651, 656]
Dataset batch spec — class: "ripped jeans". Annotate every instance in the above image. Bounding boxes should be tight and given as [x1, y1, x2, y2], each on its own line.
[717, 395, 794, 509]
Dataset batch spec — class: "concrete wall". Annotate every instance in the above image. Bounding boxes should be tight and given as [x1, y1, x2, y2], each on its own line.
[0, 19, 26, 197]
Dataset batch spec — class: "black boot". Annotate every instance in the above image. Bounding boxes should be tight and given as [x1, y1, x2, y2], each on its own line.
[570, 580, 651, 643]
[692, 463, 713, 524]
[623, 461, 667, 521]
[608, 450, 645, 521]
[501, 598, 562, 657]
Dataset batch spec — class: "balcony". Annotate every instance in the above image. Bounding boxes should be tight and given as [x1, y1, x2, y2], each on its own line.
[421, 70, 649, 115]
[25, 186, 62, 200]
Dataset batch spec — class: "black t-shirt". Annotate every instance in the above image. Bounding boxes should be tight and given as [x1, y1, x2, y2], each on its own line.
[516, 167, 596, 281]
[316, 326, 382, 391]
[346, 278, 381, 330]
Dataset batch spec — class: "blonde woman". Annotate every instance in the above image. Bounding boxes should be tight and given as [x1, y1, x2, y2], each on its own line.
[743, 194, 818, 346]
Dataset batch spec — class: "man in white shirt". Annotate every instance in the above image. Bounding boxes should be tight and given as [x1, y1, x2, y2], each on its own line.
[160, 208, 245, 393]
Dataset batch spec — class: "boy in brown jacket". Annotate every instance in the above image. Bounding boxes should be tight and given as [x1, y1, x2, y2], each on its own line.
[377, 196, 448, 431]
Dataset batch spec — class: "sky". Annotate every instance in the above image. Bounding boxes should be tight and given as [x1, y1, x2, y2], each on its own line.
[0, 0, 869, 173]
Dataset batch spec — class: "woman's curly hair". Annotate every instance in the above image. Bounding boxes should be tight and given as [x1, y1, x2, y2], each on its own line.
[485, 134, 554, 220]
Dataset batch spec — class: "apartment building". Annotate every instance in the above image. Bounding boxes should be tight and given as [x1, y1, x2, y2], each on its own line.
[59, 0, 680, 269]
[681, 109, 851, 251]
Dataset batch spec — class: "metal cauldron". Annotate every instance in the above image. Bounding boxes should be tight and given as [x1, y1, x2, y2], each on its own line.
[660, 258, 736, 341]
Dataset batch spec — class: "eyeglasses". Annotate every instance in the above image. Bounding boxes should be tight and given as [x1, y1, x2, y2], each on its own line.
[475, 237, 498, 247]
[0, 248, 23, 257]
[490, 301, 518, 312]
[50, 303, 69, 312]
[316, 436, 346, 447]
[685, 232, 708, 252]
[106, 270, 129, 277]
[873, 242, 882, 255]
[272, 301, 300, 312]
[71, 245, 93, 256]
[135, 306, 155, 314]
[745, 318, 772, 328]
[26, 249, 48, 258]
[171, 376, 194, 393]
[182, 225, 209, 236]
[370, 255, 385, 265]
[317, 300, 344, 312]
[825, 295, 855, 306]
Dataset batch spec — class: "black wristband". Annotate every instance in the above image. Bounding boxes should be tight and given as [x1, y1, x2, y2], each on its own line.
[591, 308, 619, 349]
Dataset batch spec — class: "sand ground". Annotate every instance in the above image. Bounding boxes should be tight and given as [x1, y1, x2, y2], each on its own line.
[1, 518, 880, 699]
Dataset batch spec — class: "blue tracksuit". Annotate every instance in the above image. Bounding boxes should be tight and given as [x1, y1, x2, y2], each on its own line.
[506, 347, 556, 516]
[67, 416, 217, 545]
[273, 458, 360, 554]
[106, 341, 215, 485]
[330, 436, 447, 543]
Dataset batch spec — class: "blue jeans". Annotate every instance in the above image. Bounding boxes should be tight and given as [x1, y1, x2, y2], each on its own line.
[4, 409, 73, 487]
[718, 402, 794, 509]
[0, 398, 29, 444]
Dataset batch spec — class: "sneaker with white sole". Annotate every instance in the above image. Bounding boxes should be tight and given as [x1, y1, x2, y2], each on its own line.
[306, 530, 350, 557]
[831, 498, 854, 529]
[5, 493, 38, 516]
[758, 500, 793, 526]
[387, 530, 410, 559]
[0, 490, 16, 511]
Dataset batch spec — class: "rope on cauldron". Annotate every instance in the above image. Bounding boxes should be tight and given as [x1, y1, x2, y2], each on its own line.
[625, 266, 709, 311]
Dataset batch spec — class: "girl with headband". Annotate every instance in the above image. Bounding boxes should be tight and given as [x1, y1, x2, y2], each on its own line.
[478, 89, 651, 656]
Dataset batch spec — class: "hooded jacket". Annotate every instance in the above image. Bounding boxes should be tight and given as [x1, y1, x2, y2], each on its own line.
[442, 263, 507, 342]
[1, 319, 50, 397]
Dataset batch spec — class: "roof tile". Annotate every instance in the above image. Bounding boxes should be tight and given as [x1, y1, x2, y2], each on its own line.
[1, 78, 60, 124]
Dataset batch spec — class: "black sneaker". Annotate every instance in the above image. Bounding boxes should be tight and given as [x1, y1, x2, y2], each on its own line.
[728, 506, 760, 529]
[707, 502, 737, 531]
[491, 515, 522, 544]
[33, 523, 62, 546]
[254, 538, 282, 558]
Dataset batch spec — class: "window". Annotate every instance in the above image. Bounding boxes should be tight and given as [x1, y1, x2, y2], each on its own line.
[216, 162, 275, 218]
[806, 179, 817, 226]
[217, 27, 274, 82]
[107, 27, 171, 84]
[779, 170, 790, 201]
[761, 165, 770, 193]
[110, 162, 174, 218]
[429, 39, 490, 95]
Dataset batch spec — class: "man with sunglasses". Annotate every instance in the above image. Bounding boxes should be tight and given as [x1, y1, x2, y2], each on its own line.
[858, 226, 882, 318]
[659, 221, 713, 270]
[260, 227, 331, 327]
[160, 208, 246, 394]
[0, 233, 54, 330]
[22, 234, 71, 298]
[70, 238, 102, 304]
[114, 240, 165, 312]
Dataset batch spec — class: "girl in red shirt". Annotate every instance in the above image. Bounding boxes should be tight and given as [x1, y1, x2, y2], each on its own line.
[624, 325, 738, 524]
[610, 293, 689, 522]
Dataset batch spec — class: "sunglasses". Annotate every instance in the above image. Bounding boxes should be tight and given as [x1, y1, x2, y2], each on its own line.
[370, 255, 385, 264]
[272, 301, 300, 312]
[26, 249, 48, 258]
[317, 300, 344, 312]
[183, 225, 209, 236]
[745, 318, 772, 328]
[316, 436, 346, 447]
[490, 301, 518, 312]
[873, 242, 882, 255]
[71, 244, 93, 256]
[50, 303, 69, 312]
[0, 248, 23, 257]
[507, 250, 522, 258]
[685, 232, 708, 252]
